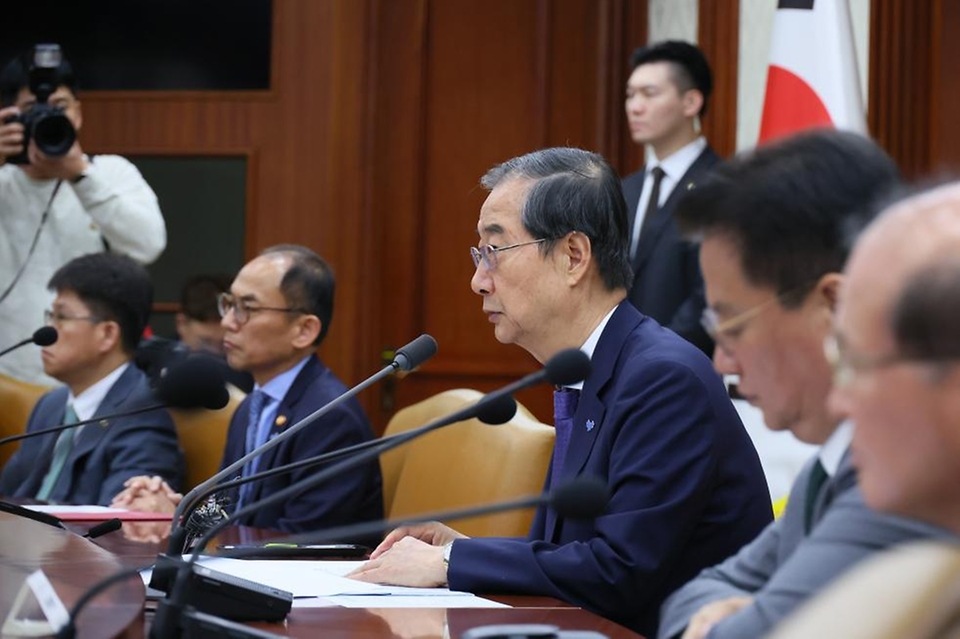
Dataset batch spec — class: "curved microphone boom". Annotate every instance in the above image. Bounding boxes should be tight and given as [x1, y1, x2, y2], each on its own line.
[0, 325, 58, 358]
[0, 355, 229, 447]
[165, 333, 438, 554]
[180, 346, 589, 562]
[180, 393, 518, 517]
[185, 347, 587, 553]
[224, 474, 611, 553]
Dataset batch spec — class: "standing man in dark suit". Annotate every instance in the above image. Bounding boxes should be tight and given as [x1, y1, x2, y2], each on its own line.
[0, 253, 182, 505]
[623, 40, 717, 354]
[113, 245, 383, 534]
[348, 147, 771, 637]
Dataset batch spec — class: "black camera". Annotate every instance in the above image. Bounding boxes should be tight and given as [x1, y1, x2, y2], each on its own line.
[3, 44, 77, 165]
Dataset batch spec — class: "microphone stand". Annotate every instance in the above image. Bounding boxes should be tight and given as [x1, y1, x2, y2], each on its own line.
[0, 404, 165, 446]
[164, 334, 437, 555]
[62, 476, 607, 639]
[224, 474, 609, 552]
[149, 392, 512, 637]
[178, 393, 515, 530]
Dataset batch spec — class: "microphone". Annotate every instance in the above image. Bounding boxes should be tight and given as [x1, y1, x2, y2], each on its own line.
[82, 518, 122, 539]
[0, 355, 229, 448]
[146, 345, 586, 632]
[178, 392, 518, 523]
[176, 346, 587, 559]
[152, 475, 608, 637]
[156, 354, 232, 410]
[0, 326, 58, 358]
[224, 475, 611, 553]
[163, 333, 438, 555]
[393, 334, 440, 372]
[64, 476, 606, 639]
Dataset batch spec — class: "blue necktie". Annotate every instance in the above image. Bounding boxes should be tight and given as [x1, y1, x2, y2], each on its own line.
[237, 390, 268, 508]
[550, 388, 580, 488]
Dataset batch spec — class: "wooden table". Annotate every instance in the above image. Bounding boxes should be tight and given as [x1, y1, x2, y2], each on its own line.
[0, 513, 643, 638]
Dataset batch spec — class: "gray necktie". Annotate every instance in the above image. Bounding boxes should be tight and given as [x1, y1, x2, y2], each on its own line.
[36, 404, 79, 501]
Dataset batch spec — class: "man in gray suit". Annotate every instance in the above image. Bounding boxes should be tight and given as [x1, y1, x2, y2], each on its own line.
[657, 130, 948, 639]
[0, 252, 182, 505]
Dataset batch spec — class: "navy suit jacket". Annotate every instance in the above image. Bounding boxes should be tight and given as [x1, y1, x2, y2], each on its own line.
[447, 303, 772, 637]
[220, 355, 383, 534]
[0, 364, 183, 505]
[623, 147, 719, 355]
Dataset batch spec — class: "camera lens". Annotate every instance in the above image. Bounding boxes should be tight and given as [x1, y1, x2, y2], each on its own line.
[31, 109, 76, 157]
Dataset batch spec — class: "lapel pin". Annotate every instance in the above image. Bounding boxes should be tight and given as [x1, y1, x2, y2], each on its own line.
[586, 419, 595, 432]
[275, 415, 287, 428]
[686, 181, 695, 190]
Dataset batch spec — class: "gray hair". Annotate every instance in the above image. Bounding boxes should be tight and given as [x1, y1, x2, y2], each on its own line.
[481, 147, 633, 291]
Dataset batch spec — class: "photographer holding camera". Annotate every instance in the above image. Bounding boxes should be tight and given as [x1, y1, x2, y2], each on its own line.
[0, 44, 166, 385]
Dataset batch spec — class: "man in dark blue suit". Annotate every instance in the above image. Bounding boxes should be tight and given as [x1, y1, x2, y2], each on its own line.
[349, 147, 771, 636]
[114, 245, 382, 533]
[623, 41, 718, 354]
[0, 253, 182, 505]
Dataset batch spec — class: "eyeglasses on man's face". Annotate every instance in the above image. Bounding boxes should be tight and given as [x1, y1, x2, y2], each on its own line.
[469, 238, 548, 271]
[216, 292, 306, 326]
[43, 309, 101, 327]
[700, 297, 781, 354]
[822, 333, 930, 387]
[701, 285, 812, 354]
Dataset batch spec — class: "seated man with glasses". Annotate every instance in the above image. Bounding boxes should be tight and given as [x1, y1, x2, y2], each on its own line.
[0, 253, 182, 505]
[348, 147, 773, 638]
[112, 245, 383, 535]
[768, 183, 960, 639]
[656, 130, 948, 639]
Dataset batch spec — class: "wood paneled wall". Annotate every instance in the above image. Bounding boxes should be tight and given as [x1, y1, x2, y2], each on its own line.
[78, 0, 649, 427]
[370, 0, 648, 422]
[75, 0, 960, 429]
[698, 0, 740, 159]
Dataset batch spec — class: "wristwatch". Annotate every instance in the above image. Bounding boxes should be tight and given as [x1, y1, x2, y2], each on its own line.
[442, 541, 453, 568]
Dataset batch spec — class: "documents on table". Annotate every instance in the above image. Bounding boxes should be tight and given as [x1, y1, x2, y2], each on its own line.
[140, 558, 509, 609]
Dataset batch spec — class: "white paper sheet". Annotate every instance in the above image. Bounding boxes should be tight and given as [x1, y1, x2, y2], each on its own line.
[140, 557, 510, 609]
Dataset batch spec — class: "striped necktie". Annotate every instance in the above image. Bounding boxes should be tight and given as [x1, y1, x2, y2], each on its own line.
[36, 404, 79, 501]
[237, 390, 268, 508]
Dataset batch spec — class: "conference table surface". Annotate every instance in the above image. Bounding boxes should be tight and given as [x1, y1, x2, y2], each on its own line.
[0, 512, 644, 639]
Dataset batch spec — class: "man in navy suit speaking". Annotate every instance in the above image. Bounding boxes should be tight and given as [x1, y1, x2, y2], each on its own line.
[349, 147, 771, 637]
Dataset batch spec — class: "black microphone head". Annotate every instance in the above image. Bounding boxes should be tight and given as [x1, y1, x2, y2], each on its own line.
[474, 394, 517, 426]
[549, 475, 610, 519]
[157, 354, 230, 410]
[544, 348, 591, 387]
[393, 334, 438, 372]
[84, 517, 122, 539]
[32, 326, 58, 346]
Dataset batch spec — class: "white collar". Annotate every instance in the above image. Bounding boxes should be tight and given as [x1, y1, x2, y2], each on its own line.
[648, 136, 707, 182]
[819, 420, 853, 476]
[564, 304, 619, 391]
[68, 362, 130, 422]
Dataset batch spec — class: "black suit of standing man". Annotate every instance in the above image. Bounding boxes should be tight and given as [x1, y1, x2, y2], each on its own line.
[622, 40, 717, 355]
